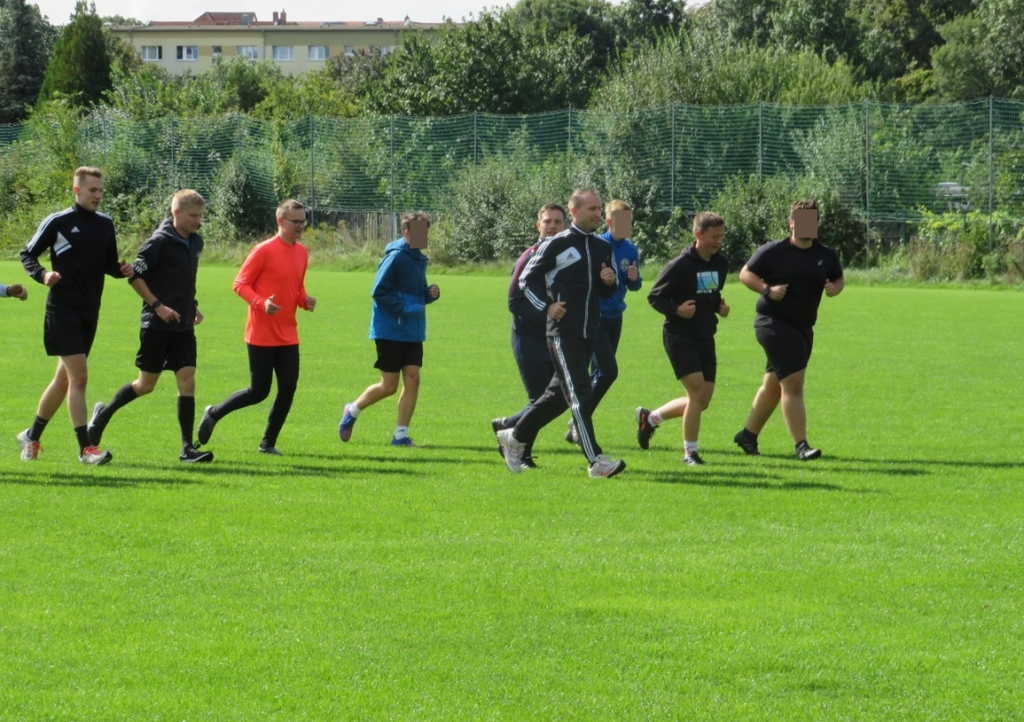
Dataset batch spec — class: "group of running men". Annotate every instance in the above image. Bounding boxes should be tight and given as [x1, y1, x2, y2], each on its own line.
[7, 170, 843, 472]
[12, 166, 440, 465]
[489, 188, 845, 478]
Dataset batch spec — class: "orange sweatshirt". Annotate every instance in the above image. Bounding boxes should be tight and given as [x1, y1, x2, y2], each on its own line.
[233, 235, 310, 346]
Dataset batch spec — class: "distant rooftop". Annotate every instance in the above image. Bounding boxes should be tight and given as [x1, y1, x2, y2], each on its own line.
[139, 9, 447, 29]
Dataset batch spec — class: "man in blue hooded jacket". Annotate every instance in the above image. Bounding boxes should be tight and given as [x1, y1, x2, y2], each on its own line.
[339, 212, 440, 447]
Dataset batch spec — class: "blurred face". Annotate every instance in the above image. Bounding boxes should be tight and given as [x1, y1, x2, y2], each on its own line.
[74, 175, 104, 211]
[570, 192, 602, 233]
[173, 205, 204, 236]
[695, 225, 725, 257]
[278, 209, 306, 243]
[536, 210, 566, 239]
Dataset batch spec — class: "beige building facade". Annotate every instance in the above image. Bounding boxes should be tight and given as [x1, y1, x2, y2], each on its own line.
[111, 11, 447, 75]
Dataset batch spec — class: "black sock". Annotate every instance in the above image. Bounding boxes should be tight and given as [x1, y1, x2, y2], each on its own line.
[178, 396, 196, 447]
[743, 428, 759, 440]
[101, 383, 140, 424]
[74, 426, 91, 453]
[28, 415, 49, 441]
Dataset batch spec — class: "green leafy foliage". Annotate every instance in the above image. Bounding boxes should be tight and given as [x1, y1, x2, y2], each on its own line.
[37, 1, 112, 108]
[0, 0, 57, 123]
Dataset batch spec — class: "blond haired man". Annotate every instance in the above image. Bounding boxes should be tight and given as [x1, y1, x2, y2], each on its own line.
[89, 189, 213, 462]
[18, 167, 133, 465]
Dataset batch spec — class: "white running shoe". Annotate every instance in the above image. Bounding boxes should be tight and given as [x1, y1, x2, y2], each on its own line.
[589, 454, 626, 478]
[17, 429, 41, 461]
[496, 428, 526, 473]
[79, 446, 112, 465]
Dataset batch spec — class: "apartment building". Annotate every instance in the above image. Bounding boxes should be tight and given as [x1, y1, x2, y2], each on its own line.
[111, 10, 448, 75]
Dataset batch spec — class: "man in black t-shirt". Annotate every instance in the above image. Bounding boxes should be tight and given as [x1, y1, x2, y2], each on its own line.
[636, 212, 730, 466]
[733, 200, 844, 460]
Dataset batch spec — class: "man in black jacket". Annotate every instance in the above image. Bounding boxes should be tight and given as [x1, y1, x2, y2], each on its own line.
[496, 189, 626, 479]
[635, 212, 730, 466]
[18, 167, 134, 465]
[88, 189, 213, 463]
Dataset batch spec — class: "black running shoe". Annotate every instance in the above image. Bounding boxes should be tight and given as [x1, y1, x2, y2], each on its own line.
[733, 430, 760, 456]
[684, 451, 706, 466]
[491, 419, 505, 458]
[796, 441, 822, 461]
[87, 401, 107, 447]
[635, 407, 657, 450]
[259, 444, 283, 456]
[523, 455, 538, 469]
[565, 420, 581, 446]
[180, 444, 214, 463]
[198, 405, 217, 446]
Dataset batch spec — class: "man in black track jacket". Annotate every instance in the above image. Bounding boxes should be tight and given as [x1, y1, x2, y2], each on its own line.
[88, 189, 214, 464]
[496, 189, 627, 479]
[17, 167, 133, 465]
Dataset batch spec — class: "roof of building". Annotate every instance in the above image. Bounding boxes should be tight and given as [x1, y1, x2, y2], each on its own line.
[127, 11, 450, 30]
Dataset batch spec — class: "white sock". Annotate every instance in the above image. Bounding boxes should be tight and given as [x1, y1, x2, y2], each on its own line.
[650, 409, 664, 427]
[684, 441, 699, 455]
[394, 425, 409, 440]
[348, 402, 362, 418]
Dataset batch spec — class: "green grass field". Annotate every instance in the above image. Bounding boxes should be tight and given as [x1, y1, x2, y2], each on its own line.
[1, 259, 1022, 721]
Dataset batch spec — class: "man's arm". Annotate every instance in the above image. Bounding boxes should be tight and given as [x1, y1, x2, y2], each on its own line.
[20, 217, 57, 284]
[520, 239, 558, 313]
[508, 248, 547, 323]
[647, 256, 688, 317]
[233, 244, 273, 312]
[372, 253, 420, 317]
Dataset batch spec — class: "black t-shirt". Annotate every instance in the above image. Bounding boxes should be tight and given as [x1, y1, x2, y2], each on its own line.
[746, 238, 843, 329]
[647, 243, 729, 340]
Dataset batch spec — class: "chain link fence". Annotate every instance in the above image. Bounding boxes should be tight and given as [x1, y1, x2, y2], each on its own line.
[3, 99, 1023, 247]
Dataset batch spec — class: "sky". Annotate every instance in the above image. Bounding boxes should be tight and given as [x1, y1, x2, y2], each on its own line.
[33, 0, 515, 24]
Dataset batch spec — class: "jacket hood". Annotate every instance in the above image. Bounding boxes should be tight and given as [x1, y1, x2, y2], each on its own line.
[153, 218, 193, 245]
[385, 238, 427, 258]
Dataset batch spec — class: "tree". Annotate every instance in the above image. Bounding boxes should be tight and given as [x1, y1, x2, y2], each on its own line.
[371, 12, 596, 115]
[770, 0, 862, 64]
[0, 0, 57, 122]
[37, 1, 112, 107]
[325, 47, 390, 106]
[507, 0, 619, 74]
[611, 0, 689, 48]
[930, 12, 995, 101]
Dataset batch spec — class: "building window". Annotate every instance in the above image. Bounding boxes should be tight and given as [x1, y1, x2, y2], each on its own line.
[176, 45, 198, 61]
[380, 45, 394, 56]
[212, 45, 222, 58]
[344, 45, 355, 57]
[237, 45, 259, 60]
[308, 45, 329, 61]
[141, 46, 162, 61]
[273, 46, 294, 61]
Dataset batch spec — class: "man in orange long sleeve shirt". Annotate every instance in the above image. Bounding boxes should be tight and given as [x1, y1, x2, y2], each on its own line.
[198, 199, 316, 455]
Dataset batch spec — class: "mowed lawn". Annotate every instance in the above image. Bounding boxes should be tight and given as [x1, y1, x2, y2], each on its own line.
[1, 259, 1022, 721]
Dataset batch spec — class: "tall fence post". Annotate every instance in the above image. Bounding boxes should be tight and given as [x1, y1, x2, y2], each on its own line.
[309, 115, 315, 227]
[473, 111, 479, 166]
[390, 114, 396, 238]
[864, 100, 871, 257]
[989, 95, 995, 252]
[170, 116, 176, 186]
[758, 101, 763, 180]
[669, 103, 676, 213]
[567, 105, 573, 189]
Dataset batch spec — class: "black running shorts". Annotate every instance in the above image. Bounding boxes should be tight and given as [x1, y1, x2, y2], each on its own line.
[663, 329, 717, 383]
[44, 313, 98, 357]
[374, 339, 424, 373]
[755, 320, 814, 381]
[135, 326, 198, 373]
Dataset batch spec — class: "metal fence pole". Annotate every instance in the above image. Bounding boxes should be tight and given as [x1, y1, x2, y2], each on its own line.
[170, 116, 176, 186]
[390, 114, 396, 238]
[309, 115, 315, 227]
[864, 100, 871, 256]
[758, 101, 763, 180]
[989, 95, 995, 252]
[567, 105, 573, 189]
[670, 103, 676, 213]
[473, 111, 479, 166]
